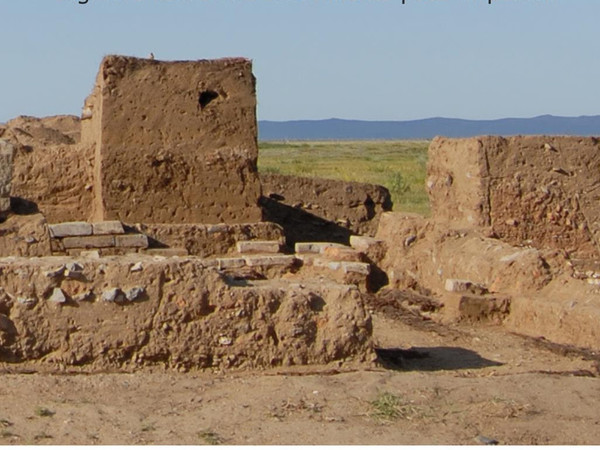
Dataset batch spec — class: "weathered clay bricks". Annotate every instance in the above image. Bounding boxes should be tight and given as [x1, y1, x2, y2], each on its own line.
[49, 222, 93, 238]
[63, 235, 115, 249]
[115, 234, 149, 248]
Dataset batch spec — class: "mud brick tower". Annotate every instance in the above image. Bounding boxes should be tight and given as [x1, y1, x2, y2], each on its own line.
[82, 55, 262, 224]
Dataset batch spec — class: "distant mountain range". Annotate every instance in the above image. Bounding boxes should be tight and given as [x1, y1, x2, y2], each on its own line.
[258, 115, 600, 141]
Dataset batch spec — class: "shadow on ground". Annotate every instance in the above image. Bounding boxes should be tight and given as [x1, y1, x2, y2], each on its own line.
[375, 346, 503, 371]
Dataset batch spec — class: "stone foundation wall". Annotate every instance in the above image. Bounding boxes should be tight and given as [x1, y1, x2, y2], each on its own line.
[139, 222, 285, 257]
[0, 256, 373, 371]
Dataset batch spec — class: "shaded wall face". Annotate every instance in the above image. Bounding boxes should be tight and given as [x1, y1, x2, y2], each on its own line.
[92, 56, 262, 224]
[427, 135, 600, 258]
[260, 173, 392, 245]
[0, 140, 13, 214]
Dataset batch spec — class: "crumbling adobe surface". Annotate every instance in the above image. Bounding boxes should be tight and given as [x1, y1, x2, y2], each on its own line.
[260, 173, 392, 244]
[84, 55, 262, 224]
[427, 136, 600, 258]
[0, 255, 373, 371]
[1, 115, 93, 222]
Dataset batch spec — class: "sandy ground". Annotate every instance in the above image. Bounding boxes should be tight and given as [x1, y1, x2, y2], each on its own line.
[0, 305, 599, 445]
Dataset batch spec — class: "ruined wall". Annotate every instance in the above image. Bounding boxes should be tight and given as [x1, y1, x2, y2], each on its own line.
[376, 212, 552, 296]
[427, 136, 600, 258]
[260, 174, 392, 244]
[139, 222, 285, 257]
[0, 256, 373, 371]
[0, 116, 93, 222]
[84, 55, 262, 224]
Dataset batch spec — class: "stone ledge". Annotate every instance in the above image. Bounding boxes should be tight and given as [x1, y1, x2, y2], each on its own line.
[236, 240, 281, 254]
[115, 234, 148, 249]
[63, 235, 115, 249]
[92, 221, 125, 235]
[49, 222, 93, 238]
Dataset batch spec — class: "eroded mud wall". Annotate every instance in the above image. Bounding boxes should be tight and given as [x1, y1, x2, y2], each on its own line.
[427, 136, 600, 258]
[0, 116, 93, 222]
[85, 56, 262, 224]
[0, 256, 373, 371]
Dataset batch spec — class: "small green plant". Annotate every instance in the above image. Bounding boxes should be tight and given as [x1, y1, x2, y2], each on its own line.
[0, 430, 15, 438]
[369, 392, 422, 423]
[198, 429, 223, 445]
[34, 407, 55, 418]
[388, 171, 410, 196]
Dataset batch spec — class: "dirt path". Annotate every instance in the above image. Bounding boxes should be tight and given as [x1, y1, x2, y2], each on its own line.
[0, 307, 599, 445]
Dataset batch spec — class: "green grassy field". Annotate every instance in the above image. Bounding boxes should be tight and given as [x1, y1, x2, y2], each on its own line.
[258, 140, 431, 216]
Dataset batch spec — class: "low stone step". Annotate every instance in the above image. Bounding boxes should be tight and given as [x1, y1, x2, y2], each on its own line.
[236, 240, 281, 254]
[244, 254, 297, 267]
[49, 221, 92, 238]
[349, 235, 387, 262]
[49, 220, 126, 238]
[341, 261, 371, 275]
[321, 246, 364, 262]
[294, 242, 348, 254]
[92, 221, 125, 235]
[216, 257, 246, 270]
[143, 248, 189, 257]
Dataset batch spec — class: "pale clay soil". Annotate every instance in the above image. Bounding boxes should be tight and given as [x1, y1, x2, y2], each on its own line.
[0, 303, 599, 446]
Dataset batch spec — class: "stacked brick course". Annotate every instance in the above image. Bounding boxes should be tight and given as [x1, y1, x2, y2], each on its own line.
[49, 220, 148, 256]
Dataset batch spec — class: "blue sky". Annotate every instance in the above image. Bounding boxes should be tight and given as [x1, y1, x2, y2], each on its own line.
[1, 0, 599, 122]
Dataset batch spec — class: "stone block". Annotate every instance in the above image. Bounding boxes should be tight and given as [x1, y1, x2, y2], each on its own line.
[93, 221, 125, 235]
[49, 222, 93, 238]
[115, 234, 149, 249]
[49, 288, 68, 304]
[244, 255, 296, 267]
[457, 294, 511, 322]
[236, 240, 281, 254]
[295, 242, 347, 254]
[63, 235, 115, 249]
[0, 197, 10, 213]
[444, 278, 487, 295]
[342, 262, 371, 275]
[142, 248, 189, 257]
[216, 257, 246, 269]
[322, 246, 363, 262]
[349, 235, 382, 251]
